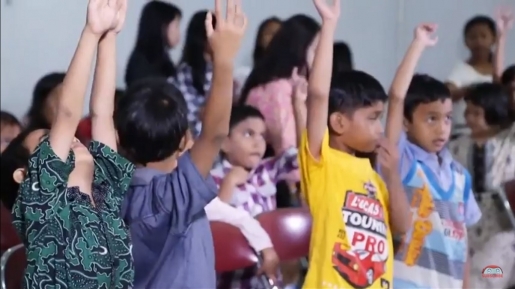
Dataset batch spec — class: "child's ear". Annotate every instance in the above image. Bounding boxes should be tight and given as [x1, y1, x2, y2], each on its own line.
[329, 112, 348, 134]
[403, 118, 410, 131]
[13, 168, 26, 184]
[221, 137, 231, 154]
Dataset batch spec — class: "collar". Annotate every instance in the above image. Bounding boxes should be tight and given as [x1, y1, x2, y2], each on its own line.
[406, 138, 453, 167]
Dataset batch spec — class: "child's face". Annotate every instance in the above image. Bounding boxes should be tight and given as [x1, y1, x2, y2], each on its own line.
[465, 24, 495, 58]
[464, 102, 489, 134]
[331, 101, 385, 153]
[222, 117, 267, 169]
[167, 17, 181, 48]
[405, 99, 452, 153]
[1, 124, 21, 153]
[260, 21, 281, 49]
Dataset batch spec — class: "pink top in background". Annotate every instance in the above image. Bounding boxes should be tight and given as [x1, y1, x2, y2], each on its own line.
[245, 79, 299, 181]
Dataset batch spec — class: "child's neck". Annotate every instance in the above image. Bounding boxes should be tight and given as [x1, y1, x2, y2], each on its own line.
[143, 157, 178, 173]
[328, 138, 355, 155]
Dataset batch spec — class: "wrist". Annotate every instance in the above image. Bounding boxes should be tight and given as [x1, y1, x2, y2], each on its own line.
[497, 35, 506, 43]
[261, 247, 277, 260]
[213, 57, 235, 69]
[82, 26, 103, 40]
[411, 39, 427, 51]
[321, 21, 337, 32]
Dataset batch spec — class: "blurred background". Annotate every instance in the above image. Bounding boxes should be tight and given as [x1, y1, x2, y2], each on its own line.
[1, 0, 514, 117]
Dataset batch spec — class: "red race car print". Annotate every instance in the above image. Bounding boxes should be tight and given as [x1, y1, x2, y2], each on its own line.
[332, 243, 386, 288]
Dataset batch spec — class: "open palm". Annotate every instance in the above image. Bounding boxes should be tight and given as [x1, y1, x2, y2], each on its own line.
[87, 0, 118, 35]
[496, 8, 514, 33]
[313, 0, 340, 21]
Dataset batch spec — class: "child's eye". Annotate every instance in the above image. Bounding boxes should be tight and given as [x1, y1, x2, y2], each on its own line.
[427, 116, 436, 123]
[243, 131, 252, 137]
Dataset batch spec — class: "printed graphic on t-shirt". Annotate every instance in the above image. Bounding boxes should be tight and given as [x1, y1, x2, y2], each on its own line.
[332, 181, 390, 289]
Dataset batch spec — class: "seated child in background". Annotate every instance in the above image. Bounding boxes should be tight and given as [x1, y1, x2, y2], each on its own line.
[12, 1, 135, 288]
[0, 111, 21, 153]
[76, 89, 125, 144]
[384, 23, 481, 289]
[300, 1, 410, 288]
[210, 103, 302, 288]
[115, 1, 247, 287]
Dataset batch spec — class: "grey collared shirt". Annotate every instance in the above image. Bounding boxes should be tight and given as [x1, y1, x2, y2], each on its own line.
[122, 153, 218, 289]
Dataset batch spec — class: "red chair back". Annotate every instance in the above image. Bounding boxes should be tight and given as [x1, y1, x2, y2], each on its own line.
[210, 221, 258, 272]
[0, 203, 21, 252]
[505, 179, 515, 215]
[256, 208, 312, 261]
[1, 244, 26, 289]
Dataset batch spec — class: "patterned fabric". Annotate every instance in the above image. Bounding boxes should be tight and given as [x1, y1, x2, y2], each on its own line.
[393, 161, 471, 289]
[211, 147, 298, 289]
[12, 137, 135, 289]
[172, 62, 213, 136]
[488, 124, 515, 187]
[245, 79, 299, 182]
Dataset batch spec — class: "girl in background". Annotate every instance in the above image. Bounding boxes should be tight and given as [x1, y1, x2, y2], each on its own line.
[0, 111, 21, 153]
[234, 17, 282, 96]
[25, 72, 65, 129]
[175, 10, 216, 136]
[125, 1, 182, 86]
[446, 15, 496, 138]
[332, 41, 353, 75]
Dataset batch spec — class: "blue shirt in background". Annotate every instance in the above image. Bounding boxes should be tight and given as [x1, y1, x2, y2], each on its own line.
[391, 132, 481, 289]
[122, 153, 218, 289]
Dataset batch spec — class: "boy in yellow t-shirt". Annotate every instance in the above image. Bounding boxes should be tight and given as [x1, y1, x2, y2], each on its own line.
[300, 0, 411, 288]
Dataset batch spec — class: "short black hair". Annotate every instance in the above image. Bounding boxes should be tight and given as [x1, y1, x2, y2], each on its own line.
[463, 15, 496, 38]
[329, 70, 387, 115]
[27, 72, 65, 129]
[229, 105, 264, 131]
[115, 78, 188, 165]
[465, 82, 512, 127]
[0, 111, 21, 127]
[501, 65, 515, 86]
[404, 74, 450, 121]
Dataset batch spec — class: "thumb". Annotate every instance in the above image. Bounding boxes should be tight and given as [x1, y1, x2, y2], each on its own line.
[291, 67, 299, 80]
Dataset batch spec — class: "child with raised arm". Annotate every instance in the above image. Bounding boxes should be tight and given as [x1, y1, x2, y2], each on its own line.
[115, 0, 247, 287]
[299, 1, 410, 288]
[384, 24, 481, 289]
[11, 1, 134, 288]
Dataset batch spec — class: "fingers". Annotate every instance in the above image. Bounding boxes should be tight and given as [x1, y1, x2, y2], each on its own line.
[226, 0, 235, 23]
[291, 67, 299, 79]
[214, 0, 223, 22]
[205, 11, 214, 37]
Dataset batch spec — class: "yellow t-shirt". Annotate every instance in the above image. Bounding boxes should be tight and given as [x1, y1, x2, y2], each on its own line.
[300, 130, 393, 289]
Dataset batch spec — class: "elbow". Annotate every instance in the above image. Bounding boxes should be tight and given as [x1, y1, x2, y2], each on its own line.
[54, 106, 81, 124]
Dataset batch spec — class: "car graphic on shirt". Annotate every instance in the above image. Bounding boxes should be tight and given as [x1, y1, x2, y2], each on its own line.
[332, 243, 386, 288]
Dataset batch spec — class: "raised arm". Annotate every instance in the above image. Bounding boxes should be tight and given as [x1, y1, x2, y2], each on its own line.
[493, 8, 513, 83]
[385, 23, 437, 144]
[306, 0, 340, 160]
[90, 0, 127, 150]
[291, 68, 308, 146]
[190, 0, 247, 177]
[48, 0, 116, 160]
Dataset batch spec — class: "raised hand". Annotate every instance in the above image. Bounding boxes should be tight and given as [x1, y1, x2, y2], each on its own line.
[86, 0, 118, 35]
[112, 0, 127, 33]
[313, 0, 340, 22]
[414, 23, 438, 47]
[205, 0, 247, 62]
[291, 67, 308, 103]
[496, 7, 514, 35]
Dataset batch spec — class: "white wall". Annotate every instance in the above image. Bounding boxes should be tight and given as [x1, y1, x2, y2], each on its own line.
[1, 0, 514, 118]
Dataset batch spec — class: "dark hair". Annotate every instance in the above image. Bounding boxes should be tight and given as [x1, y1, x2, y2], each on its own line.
[465, 82, 512, 127]
[239, 15, 320, 104]
[1, 111, 21, 127]
[328, 70, 387, 116]
[26, 72, 65, 129]
[0, 128, 40, 210]
[463, 15, 496, 38]
[252, 17, 282, 66]
[229, 105, 265, 131]
[501, 65, 515, 86]
[114, 89, 125, 109]
[404, 74, 451, 121]
[332, 41, 353, 75]
[115, 78, 188, 165]
[180, 11, 216, 96]
[127, 1, 182, 83]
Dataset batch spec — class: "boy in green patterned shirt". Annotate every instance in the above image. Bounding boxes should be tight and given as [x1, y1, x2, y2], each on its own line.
[11, 1, 134, 288]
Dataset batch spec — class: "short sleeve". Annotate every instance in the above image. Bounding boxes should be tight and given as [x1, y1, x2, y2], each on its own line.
[299, 129, 330, 210]
[260, 147, 299, 183]
[463, 170, 481, 227]
[89, 141, 135, 194]
[152, 152, 218, 233]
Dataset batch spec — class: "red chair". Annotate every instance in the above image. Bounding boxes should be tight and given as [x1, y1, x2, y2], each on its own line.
[0, 203, 21, 253]
[0, 243, 25, 289]
[210, 221, 273, 289]
[256, 208, 312, 262]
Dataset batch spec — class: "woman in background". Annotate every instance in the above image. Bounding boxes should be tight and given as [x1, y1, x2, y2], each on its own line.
[175, 11, 216, 136]
[446, 15, 496, 138]
[25, 72, 65, 129]
[234, 17, 282, 97]
[125, 1, 182, 86]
